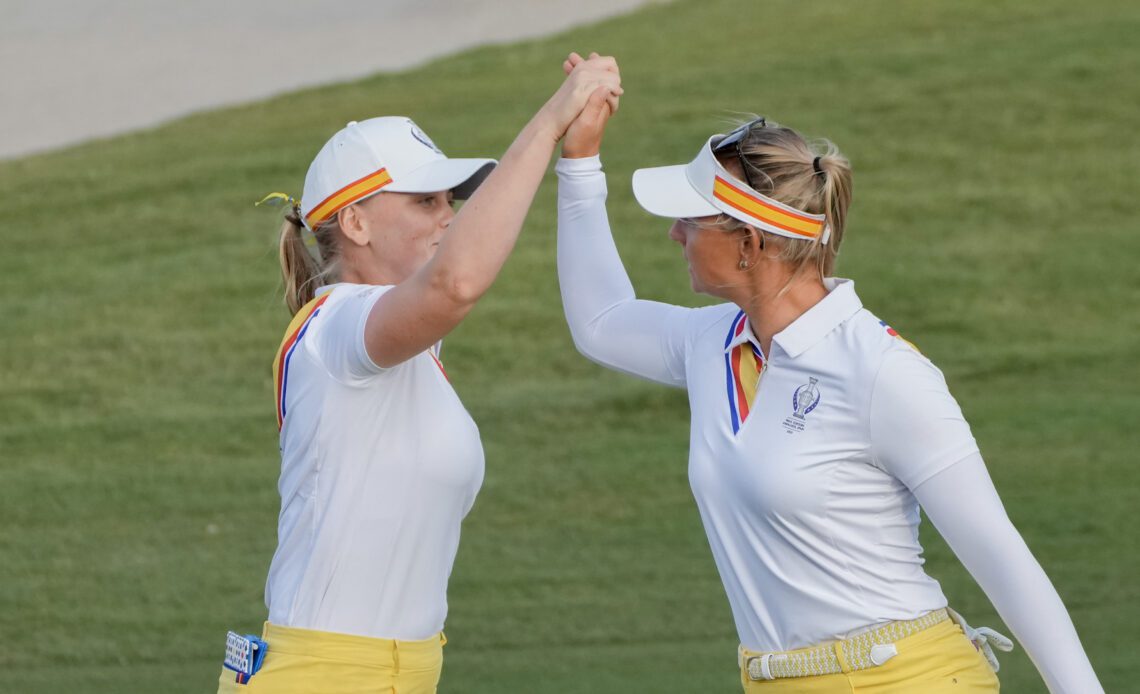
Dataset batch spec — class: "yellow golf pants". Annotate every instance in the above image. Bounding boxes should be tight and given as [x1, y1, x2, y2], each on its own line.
[216, 622, 444, 694]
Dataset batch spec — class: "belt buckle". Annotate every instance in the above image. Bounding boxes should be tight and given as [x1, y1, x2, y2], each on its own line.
[746, 652, 776, 681]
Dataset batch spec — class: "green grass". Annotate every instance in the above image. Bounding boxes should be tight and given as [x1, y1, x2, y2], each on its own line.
[1, 0, 1137, 691]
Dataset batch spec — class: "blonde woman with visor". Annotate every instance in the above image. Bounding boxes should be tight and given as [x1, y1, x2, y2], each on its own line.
[554, 62, 1102, 692]
[215, 53, 621, 693]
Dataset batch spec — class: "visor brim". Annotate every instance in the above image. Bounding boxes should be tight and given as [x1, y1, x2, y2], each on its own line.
[632, 165, 721, 219]
[385, 158, 497, 199]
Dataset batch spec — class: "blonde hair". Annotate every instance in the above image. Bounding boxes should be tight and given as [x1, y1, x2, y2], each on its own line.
[278, 210, 342, 315]
[715, 119, 853, 283]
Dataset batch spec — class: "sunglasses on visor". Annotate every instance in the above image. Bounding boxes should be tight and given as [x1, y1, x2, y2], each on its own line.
[713, 116, 766, 191]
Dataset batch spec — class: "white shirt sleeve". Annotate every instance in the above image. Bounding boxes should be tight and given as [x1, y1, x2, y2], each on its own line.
[869, 348, 980, 488]
[914, 454, 1104, 693]
[311, 284, 392, 384]
[556, 156, 691, 388]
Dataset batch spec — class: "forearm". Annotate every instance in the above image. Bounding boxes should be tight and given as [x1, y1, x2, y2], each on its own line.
[362, 54, 622, 367]
[556, 155, 635, 343]
[557, 156, 688, 386]
[429, 116, 560, 304]
[915, 455, 1103, 693]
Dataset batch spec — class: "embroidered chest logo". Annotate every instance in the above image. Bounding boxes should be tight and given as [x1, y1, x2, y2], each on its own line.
[782, 377, 821, 434]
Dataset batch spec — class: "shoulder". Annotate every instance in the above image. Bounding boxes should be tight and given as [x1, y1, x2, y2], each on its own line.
[303, 283, 396, 378]
[823, 307, 948, 419]
[309, 283, 394, 327]
[845, 307, 935, 370]
[322, 282, 393, 306]
[865, 316, 954, 419]
[687, 303, 748, 346]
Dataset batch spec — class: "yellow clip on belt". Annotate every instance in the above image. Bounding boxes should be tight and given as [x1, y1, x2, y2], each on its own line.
[739, 608, 950, 681]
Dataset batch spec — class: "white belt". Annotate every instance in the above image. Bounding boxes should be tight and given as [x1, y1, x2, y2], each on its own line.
[738, 609, 950, 681]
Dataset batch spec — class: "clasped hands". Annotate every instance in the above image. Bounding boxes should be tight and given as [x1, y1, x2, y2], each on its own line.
[544, 51, 620, 159]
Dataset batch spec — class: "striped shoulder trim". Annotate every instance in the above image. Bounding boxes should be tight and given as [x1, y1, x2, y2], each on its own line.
[272, 293, 331, 430]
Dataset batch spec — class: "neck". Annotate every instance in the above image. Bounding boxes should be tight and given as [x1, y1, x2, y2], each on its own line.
[729, 267, 828, 357]
[339, 247, 403, 286]
[340, 265, 386, 285]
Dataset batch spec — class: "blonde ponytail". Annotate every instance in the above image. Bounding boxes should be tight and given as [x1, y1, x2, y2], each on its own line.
[277, 211, 341, 315]
[810, 140, 853, 278]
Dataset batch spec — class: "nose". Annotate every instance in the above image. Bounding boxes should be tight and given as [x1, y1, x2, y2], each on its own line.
[440, 204, 455, 229]
[668, 220, 686, 245]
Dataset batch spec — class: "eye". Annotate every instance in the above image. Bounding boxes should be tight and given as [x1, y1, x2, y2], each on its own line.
[420, 195, 437, 207]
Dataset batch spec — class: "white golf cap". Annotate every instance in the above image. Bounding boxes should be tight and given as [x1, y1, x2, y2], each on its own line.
[300, 116, 496, 231]
[631, 133, 829, 243]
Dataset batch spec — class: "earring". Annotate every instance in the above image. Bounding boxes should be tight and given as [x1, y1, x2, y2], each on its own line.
[739, 259, 749, 270]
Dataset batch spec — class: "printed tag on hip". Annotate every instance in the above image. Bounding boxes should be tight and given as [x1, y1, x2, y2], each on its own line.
[223, 631, 268, 680]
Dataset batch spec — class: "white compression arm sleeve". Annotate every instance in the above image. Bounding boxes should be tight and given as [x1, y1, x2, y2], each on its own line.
[914, 454, 1104, 693]
[556, 156, 691, 387]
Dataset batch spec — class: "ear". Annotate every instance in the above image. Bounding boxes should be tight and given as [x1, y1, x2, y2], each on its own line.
[736, 225, 764, 268]
[337, 205, 371, 247]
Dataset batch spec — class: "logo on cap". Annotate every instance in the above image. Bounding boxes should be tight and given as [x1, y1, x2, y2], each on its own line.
[410, 123, 442, 154]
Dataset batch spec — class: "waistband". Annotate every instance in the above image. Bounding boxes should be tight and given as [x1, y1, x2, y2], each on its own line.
[738, 608, 949, 681]
[262, 622, 445, 669]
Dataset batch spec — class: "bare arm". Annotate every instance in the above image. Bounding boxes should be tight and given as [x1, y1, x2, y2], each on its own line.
[365, 54, 622, 367]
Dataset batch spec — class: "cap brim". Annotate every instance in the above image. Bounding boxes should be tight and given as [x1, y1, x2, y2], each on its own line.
[632, 165, 720, 219]
[385, 158, 497, 199]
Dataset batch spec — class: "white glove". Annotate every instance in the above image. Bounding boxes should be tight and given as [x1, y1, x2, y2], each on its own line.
[947, 608, 1015, 672]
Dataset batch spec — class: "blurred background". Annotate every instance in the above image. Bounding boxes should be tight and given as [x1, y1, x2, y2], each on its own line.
[1, 1, 1136, 692]
[0, 0, 652, 158]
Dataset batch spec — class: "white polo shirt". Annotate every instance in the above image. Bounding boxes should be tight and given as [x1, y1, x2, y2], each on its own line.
[676, 279, 978, 651]
[264, 283, 485, 641]
[557, 157, 981, 650]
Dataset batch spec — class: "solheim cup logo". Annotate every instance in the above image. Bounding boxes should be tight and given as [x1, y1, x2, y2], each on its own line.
[409, 122, 443, 154]
[792, 377, 821, 419]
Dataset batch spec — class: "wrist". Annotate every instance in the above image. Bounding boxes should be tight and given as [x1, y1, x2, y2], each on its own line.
[530, 104, 565, 146]
[561, 142, 602, 159]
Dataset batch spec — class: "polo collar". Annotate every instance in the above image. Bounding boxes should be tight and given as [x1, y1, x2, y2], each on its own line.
[723, 278, 863, 359]
[723, 309, 762, 355]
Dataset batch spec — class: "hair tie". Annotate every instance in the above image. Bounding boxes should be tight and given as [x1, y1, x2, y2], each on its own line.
[257, 190, 305, 221]
[256, 191, 303, 217]
[812, 156, 824, 176]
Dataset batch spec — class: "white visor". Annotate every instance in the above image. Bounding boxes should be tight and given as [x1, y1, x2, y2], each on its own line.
[632, 136, 829, 244]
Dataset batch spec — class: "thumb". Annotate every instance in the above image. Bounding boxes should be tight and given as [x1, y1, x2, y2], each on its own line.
[583, 85, 613, 120]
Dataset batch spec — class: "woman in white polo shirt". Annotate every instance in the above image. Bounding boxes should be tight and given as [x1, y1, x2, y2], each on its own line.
[215, 54, 621, 693]
[554, 67, 1102, 692]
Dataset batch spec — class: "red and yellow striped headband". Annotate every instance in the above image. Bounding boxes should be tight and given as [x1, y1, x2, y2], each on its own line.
[690, 137, 829, 243]
[303, 167, 392, 230]
[711, 176, 826, 240]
